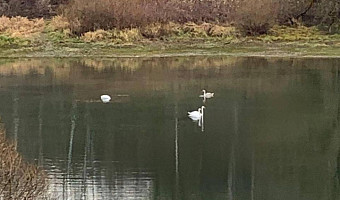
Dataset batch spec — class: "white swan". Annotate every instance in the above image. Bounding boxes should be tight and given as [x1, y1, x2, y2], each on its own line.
[188, 106, 205, 120]
[100, 95, 111, 103]
[199, 89, 214, 98]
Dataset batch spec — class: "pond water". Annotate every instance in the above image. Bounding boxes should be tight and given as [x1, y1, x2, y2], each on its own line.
[0, 57, 339, 200]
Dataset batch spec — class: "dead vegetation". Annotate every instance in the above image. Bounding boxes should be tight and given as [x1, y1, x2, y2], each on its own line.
[48, 15, 70, 32]
[0, 123, 47, 200]
[61, 0, 238, 34]
[81, 29, 142, 43]
[0, 16, 44, 38]
[0, 0, 339, 35]
[79, 22, 238, 43]
[235, 0, 279, 35]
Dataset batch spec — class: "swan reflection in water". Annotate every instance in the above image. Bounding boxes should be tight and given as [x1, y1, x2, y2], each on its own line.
[188, 106, 205, 132]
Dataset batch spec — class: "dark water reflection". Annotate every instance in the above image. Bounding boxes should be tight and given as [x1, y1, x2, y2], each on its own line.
[0, 57, 339, 200]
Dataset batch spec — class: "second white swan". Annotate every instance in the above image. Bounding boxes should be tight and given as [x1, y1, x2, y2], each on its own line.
[199, 89, 214, 98]
[188, 106, 205, 120]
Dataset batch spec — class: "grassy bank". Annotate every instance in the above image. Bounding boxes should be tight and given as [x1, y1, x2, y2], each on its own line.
[0, 16, 339, 58]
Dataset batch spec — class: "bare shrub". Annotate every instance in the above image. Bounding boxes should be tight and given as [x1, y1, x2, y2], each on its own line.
[235, 0, 279, 35]
[35, 0, 52, 16]
[307, 0, 340, 33]
[0, 0, 8, 15]
[0, 16, 45, 38]
[6, 0, 50, 17]
[48, 15, 70, 32]
[62, 0, 161, 34]
[62, 0, 239, 34]
[277, 0, 340, 33]
[0, 124, 47, 199]
[0, 0, 67, 18]
[277, 0, 312, 24]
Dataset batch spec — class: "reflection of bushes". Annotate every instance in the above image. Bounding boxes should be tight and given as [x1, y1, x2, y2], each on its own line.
[0, 124, 46, 199]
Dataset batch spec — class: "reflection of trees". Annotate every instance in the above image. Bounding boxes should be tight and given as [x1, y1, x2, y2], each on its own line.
[66, 101, 77, 199]
[12, 92, 19, 150]
[0, 120, 46, 199]
[0, 57, 338, 199]
[241, 58, 340, 200]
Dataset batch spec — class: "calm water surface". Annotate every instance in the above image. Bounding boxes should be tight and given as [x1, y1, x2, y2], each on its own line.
[0, 57, 339, 200]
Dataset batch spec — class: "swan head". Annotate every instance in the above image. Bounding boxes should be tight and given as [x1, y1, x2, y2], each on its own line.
[201, 106, 205, 109]
[202, 89, 206, 93]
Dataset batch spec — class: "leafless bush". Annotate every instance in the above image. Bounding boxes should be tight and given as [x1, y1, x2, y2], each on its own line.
[277, 0, 340, 32]
[276, 0, 311, 24]
[235, 0, 279, 35]
[307, 0, 340, 33]
[0, 125, 47, 200]
[62, 0, 239, 34]
[0, 0, 67, 18]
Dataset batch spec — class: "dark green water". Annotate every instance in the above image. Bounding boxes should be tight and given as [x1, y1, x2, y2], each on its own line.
[0, 57, 339, 200]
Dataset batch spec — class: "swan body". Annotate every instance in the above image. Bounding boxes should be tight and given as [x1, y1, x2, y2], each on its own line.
[100, 95, 111, 103]
[188, 108, 201, 120]
[188, 106, 205, 120]
[199, 89, 214, 98]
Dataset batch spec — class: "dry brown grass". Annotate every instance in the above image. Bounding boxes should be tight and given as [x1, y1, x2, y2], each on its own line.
[81, 28, 142, 43]
[81, 22, 238, 42]
[48, 15, 70, 32]
[183, 22, 210, 37]
[140, 22, 237, 38]
[208, 24, 237, 37]
[117, 28, 143, 42]
[82, 29, 113, 42]
[0, 123, 47, 199]
[0, 16, 45, 38]
[141, 22, 182, 38]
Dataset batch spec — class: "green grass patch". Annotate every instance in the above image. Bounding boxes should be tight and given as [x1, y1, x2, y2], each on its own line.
[254, 25, 340, 43]
[0, 35, 30, 47]
[47, 31, 81, 44]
